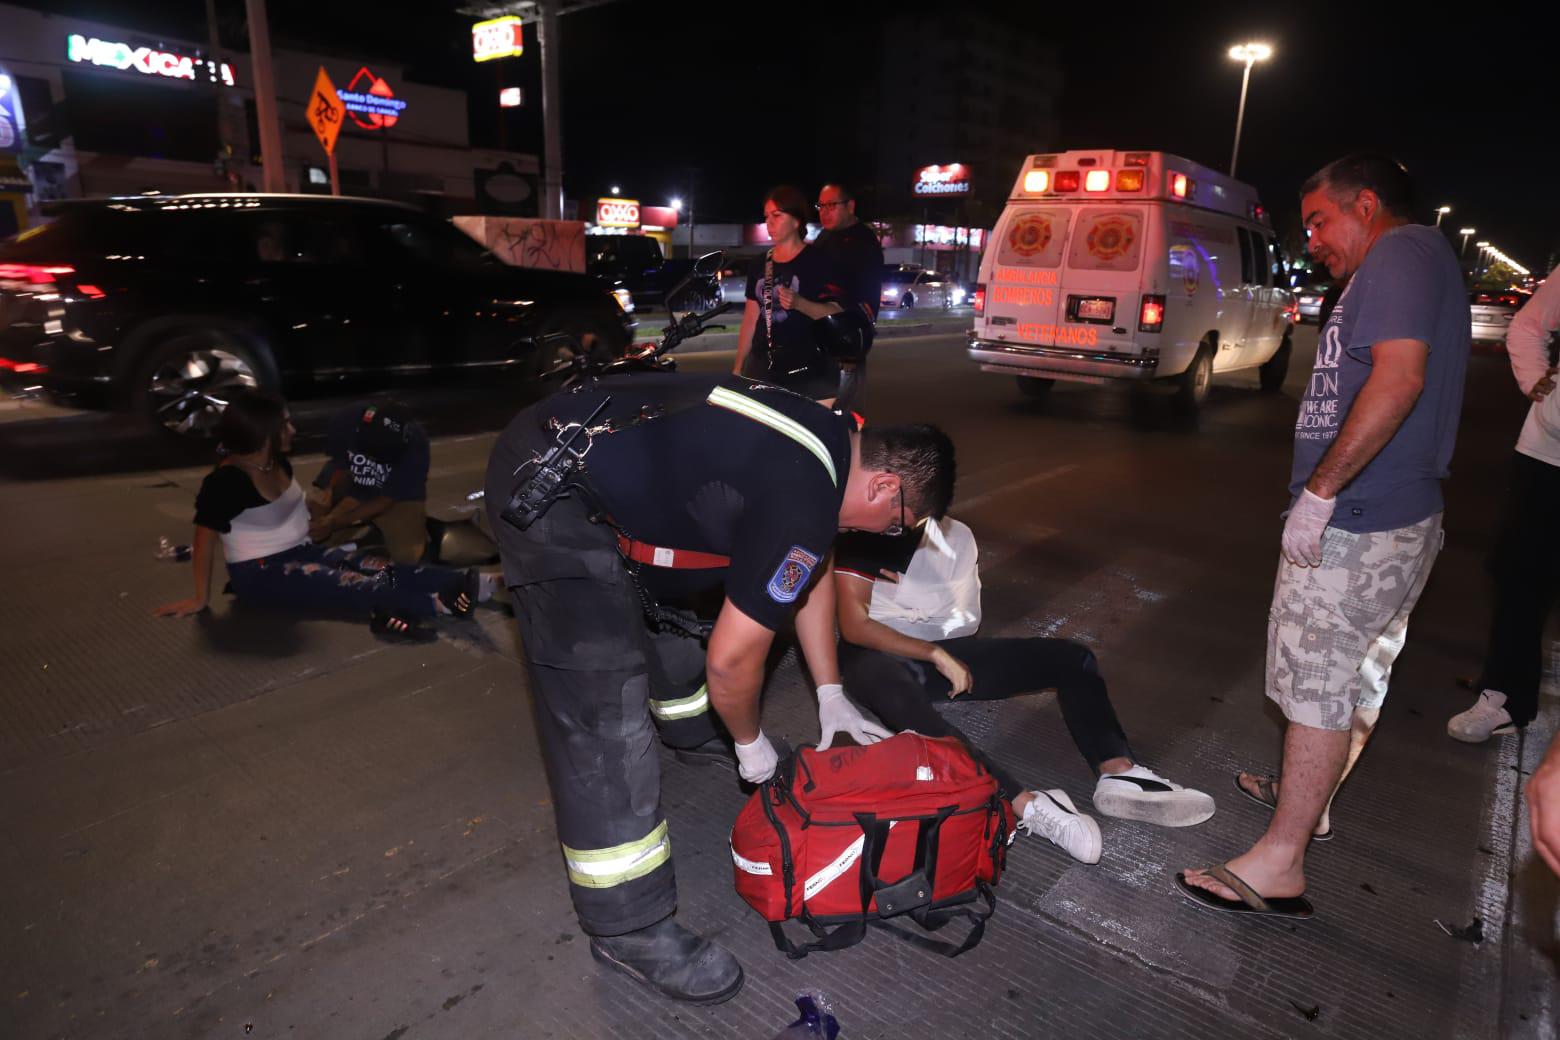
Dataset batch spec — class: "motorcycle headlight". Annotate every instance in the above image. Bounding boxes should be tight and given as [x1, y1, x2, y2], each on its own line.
[612, 287, 635, 314]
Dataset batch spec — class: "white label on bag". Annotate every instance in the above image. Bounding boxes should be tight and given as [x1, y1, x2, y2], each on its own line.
[802, 820, 899, 901]
[730, 845, 773, 876]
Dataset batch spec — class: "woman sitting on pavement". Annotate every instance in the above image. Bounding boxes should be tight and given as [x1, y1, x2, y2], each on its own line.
[834, 511, 1216, 864]
[732, 184, 848, 403]
[154, 389, 477, 640]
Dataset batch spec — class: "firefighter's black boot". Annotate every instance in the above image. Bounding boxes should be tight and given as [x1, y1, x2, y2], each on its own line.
[588, 916, 744, 1005]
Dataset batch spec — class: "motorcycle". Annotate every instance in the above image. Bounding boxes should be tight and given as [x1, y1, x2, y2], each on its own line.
[337, 253, 731, 568]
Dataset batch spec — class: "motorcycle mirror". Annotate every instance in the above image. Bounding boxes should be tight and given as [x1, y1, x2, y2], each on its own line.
[693, 250, 724, 277]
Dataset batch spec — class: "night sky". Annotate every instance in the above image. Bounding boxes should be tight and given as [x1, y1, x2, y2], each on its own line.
[19, 0, 1559, 272]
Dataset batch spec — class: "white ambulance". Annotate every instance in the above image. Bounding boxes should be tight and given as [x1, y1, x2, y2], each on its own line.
[968, 150, 1296, 412]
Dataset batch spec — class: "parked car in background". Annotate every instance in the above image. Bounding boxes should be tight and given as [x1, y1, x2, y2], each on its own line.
[1469, 288, 1530, 347]
[0, 194, 634, 435]
[717, 256, 759, 306]
[881, 265, 955, 310]
[1296, 283, 1331, 323]
[586, 233, 716, 312]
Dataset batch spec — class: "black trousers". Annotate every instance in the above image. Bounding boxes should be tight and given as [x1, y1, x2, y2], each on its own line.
[838, 636, 1135, 802]
[489, 481, 716, 936]
[1481, 451, 1560, 727]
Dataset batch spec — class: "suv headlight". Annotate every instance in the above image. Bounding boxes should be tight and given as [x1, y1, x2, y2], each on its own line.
[612, 287, 635, 314]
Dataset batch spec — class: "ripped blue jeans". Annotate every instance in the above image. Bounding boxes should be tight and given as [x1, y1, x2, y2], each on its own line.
[226, 543, 462, 619]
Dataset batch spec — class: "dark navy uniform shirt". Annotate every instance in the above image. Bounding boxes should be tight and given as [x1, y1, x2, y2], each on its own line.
[493, 374, 852, 631]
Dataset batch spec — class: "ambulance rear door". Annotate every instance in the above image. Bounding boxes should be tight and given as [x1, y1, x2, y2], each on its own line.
[1059, 206, 1150, 355]
[980, 204, 1079, 345]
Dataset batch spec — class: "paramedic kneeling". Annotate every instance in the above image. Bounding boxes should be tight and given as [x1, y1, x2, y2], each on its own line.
[834, 516, 1215, 866]
[484, 373, 954, 1005]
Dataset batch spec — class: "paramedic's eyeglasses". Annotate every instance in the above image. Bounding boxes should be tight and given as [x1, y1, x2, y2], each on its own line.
[816, 200, 846, 210]
[883, 488, 908, 537]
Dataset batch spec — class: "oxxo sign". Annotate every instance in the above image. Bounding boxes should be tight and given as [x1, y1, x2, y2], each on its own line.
[913, 163, 972, 197]
[597, 198, 641, 229]
[472, 16, 525, 62]
[67, 33, 234, 86]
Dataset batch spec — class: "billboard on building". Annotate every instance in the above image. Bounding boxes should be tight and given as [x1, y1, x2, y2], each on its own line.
[913, 163, 972, 198]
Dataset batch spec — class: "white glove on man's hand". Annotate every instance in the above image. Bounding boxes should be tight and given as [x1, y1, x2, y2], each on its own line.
[734, 730, 780, 783]
[816, 684, 893, 751]
[1281, 488, 1336, 568]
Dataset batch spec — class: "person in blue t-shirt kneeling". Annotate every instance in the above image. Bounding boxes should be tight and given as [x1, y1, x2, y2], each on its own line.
[309, 401, 431, 564]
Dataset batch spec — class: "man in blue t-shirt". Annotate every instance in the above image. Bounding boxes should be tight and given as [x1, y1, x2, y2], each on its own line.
[1179, 155, 1470, 920]
[309, 402, 431, 564]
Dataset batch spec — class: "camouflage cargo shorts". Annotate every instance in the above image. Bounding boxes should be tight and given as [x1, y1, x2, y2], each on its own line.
[1265, 513, 1444, 731]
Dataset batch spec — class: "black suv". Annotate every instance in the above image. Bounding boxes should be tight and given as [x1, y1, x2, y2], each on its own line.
[0, 194, 634, 434]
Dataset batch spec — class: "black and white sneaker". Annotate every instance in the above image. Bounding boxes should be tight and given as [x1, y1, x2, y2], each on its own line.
[1093, 765, 1215, 827]
[1018, 789, 1102, 864]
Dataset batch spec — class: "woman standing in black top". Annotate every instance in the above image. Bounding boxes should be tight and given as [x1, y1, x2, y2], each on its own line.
[732, 185, 846, 402]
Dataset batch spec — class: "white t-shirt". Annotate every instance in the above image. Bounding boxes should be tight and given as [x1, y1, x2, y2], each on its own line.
[838, 516, 982, 642]
[1509, 276, 1560, 466]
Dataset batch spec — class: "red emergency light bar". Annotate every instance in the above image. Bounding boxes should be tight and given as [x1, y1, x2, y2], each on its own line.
[1084, 170, 1111, 192]
[1054, 171, 1080, 192]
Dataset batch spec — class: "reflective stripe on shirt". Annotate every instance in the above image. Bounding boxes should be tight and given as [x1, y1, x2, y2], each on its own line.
[706, 385, 838, 487]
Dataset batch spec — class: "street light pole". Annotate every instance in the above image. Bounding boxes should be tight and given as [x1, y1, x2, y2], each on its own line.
[536, 1, 564, 219]
[245, 0, 287, 192]
[1226, 42, 1272, 179]
[1434, 205, 1451, 228]
[1459, 227, 1475, 256]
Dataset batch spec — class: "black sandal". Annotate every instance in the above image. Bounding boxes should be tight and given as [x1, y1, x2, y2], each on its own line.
[370, 610, 436, 643]
[437, 569, 478, 619]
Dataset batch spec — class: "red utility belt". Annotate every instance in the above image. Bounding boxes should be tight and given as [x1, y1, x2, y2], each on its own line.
[616, 534, 731, 570]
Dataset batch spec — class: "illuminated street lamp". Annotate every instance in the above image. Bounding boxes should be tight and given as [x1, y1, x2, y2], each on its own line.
[1433, 205, 1451, 227]
[1226, 41, 1272, 178]
[1459, 227, 1476, 255]
[669, 197, 683, 211]
[609, 185, 620, 195]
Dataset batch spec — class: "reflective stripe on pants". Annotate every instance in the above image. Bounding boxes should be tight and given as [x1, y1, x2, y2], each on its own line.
[650, 684, 709, 721]
[563, 821, 672, 890]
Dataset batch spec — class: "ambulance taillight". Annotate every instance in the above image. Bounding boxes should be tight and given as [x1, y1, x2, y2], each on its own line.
[1139, 295, 1166, 332]
[1024, 170, 1051, 193]
[972, 284, 986, 316]
[1171, 174, 1189, 199]
[1116, 169, 1145, 192]
[1085, 170, 1111, 192]
[1054, 171, 1080, 192]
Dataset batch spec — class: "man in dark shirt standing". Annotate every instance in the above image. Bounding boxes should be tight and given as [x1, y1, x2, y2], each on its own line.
[816, 184, 884, 407]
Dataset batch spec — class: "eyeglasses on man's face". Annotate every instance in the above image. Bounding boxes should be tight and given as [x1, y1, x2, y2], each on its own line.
[882, 487, 908, 537]
[816, 200, 847, 211]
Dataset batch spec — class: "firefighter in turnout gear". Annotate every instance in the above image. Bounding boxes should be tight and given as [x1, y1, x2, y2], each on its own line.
[484, 372, 955, 1004]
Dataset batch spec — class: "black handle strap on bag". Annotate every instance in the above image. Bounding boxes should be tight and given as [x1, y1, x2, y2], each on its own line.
[767, 805, 994, 960]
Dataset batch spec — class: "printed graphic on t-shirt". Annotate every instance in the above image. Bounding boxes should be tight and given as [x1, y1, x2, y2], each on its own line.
[769, 273, 799, 325]
[767, 545, 820, 603]
[1296, 280, 1352, 443]
[347, 450, 393, 491]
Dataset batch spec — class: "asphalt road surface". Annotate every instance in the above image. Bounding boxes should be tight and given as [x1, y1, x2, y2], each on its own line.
[0, 325, 1554, 1039]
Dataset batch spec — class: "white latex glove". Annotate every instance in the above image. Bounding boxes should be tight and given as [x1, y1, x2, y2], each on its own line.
[1281, 488, 1336, 568]
[816, 684, 893, 751]
[734, 730, 780, 784]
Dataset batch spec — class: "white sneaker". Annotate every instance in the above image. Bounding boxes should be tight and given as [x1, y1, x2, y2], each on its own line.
[1448, 690, 1516, 743]
[1018, 789, 1102, 864]
[1092, 764, 1216, 827]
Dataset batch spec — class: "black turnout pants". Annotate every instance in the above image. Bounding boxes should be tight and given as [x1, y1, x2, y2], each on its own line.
[1481, 451, 1560, 727]
[492, 488, 716, 937]
[839, 636, 1134, 802]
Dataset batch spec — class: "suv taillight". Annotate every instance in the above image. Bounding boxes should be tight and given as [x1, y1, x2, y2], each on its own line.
[1139, 294, 1166, 332]
[0, 263, 75, 288]
[972, 283, 986, 316]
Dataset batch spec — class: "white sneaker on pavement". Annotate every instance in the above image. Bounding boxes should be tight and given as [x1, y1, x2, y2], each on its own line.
[1092, 764, 1216, 827]
[1018, 789, 1102, 864]
[1447, 690, 1516, 743]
